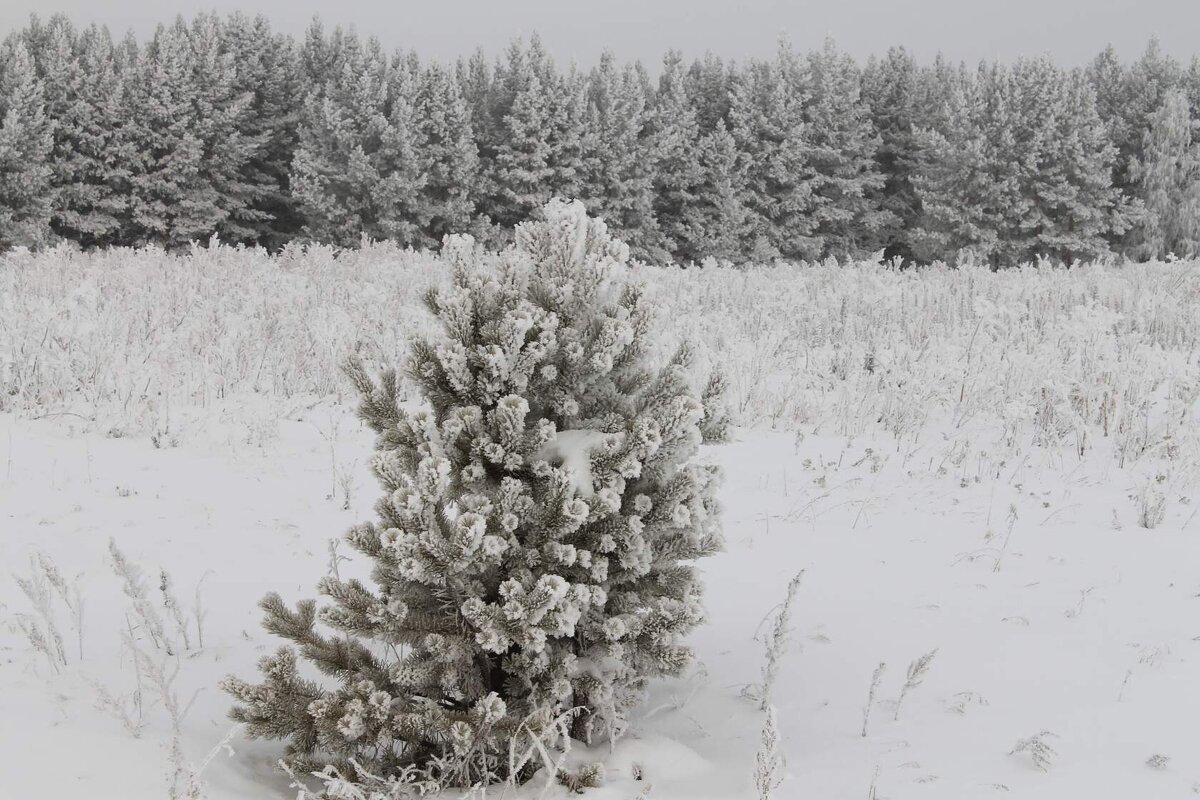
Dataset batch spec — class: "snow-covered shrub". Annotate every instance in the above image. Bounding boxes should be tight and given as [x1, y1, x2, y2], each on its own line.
[222, 200, 723, 788]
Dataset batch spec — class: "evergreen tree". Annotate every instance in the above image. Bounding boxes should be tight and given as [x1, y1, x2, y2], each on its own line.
[540, 58, 589, 206]
[1089, 39, 1181, 255]
[122, 19, 225, 247]
[686, 52, 733, 133]
[290, 33, 423, 246]
[977, 63, 1028, 264]
[0, 37, 53, 249]
[371, 51, 424, 246]
[411, 62, 480, 247]
[186, 13, 267, 245]
[298, 17, 336, 92]
[456, 48, 493, 141]
[1029, 66, 1125, 263]
[220, 13, 304, 248]
[34, 17, 129, 247]
[1089, 44, 1131, 181]
[579, 53, 664, 261]
[910, 64, 1001, 263]
[1186, 57, 1200, 119]
[486, 40, 556, 230]
[729, 54, 820, 261]
[224, 199, 722, 787]
[479, 38, 590, 235]
[800, 39, 893, 259]
[650, 51, 706, 263]
[456, 48, 505, 243]
[1052, 70, 1127, 262]
[861, 47, 924, 260]
[1135, 89, 1200, 258]
[690, 121, 752, 263]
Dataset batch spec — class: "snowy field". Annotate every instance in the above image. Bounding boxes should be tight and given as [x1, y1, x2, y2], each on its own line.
[3, 247, 1200, 799]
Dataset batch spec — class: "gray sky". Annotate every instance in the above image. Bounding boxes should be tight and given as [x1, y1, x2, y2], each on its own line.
[2, 0, 1197, 68]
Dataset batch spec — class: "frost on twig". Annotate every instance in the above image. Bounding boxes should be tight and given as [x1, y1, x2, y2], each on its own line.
[13, 551, 87, 670]
[893, 648, 938, 722]
[746, 570, 805, 710]
[861, 661, 887, 737]
[1009, 730, 1058, 772]
[1145, 754, 1170, 771]
[753, 705, 784, 800]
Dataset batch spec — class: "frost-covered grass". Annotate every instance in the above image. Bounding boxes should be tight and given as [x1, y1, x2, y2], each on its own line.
[3, 246, 1200, 798]
[4, 246, 1199, 473]
[4, 246, 1199, 528]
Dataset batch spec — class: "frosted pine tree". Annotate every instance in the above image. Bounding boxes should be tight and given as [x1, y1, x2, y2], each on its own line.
[909, 64, 1001, 264]
[482, 38, 571, 230]
[799, 39, 894, 260]
[1088, 40, 1181, 257]
[650, 51, 706, 263]
[220, 12, 305, 248]
[122, 21, 218, 247]
[38, 21, 130, 247]
[411, 63, 480, 248]
[1039, 68, 1126, 263]
[485, 42, 553, 230]
[186, 13, 266, 246]
[290, 35, 418, 246]
[541, 61, 589, 208]
[689, 121, 752, 263]
[1135, 89, 1200, 259]
[579, 53, 664, 262]
[685, 53, 733, 134]
[729, 54, 821, 262]
[371, 54, 424, 246]
[1187, 57, 1200, 118]
[861, 47, 924, 261]
[224, 199, 723, 789]
[0, 38, 53, 249]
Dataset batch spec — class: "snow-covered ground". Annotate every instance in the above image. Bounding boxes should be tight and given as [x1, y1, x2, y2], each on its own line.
[3, 249, 1200, 798]
[3, 403, 1198, 799]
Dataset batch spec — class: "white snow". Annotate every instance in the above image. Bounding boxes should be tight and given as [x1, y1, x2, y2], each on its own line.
[535, 428, 609, 497]
[3, 252, 1200, 799]
[3, 404, 1199, 799]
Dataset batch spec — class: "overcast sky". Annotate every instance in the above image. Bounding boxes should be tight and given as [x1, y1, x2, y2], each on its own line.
[2, 0, 1196, 68]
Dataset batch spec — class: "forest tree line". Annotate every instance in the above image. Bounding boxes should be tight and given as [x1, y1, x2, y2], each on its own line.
[0, 13, 1199, 265]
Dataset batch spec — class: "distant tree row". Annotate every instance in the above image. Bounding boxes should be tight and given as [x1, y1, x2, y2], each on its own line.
[1, 13, 1199, 265]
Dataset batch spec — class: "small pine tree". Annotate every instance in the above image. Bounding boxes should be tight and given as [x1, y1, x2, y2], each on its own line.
[224, 199, 723, 788]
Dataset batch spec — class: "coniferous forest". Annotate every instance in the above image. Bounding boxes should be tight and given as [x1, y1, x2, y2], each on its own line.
[1, 12, 1199, 265]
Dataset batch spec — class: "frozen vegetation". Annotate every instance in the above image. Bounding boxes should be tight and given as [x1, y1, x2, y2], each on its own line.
[3, 14, 1200, 267]
[3, 235, 1200, 798]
